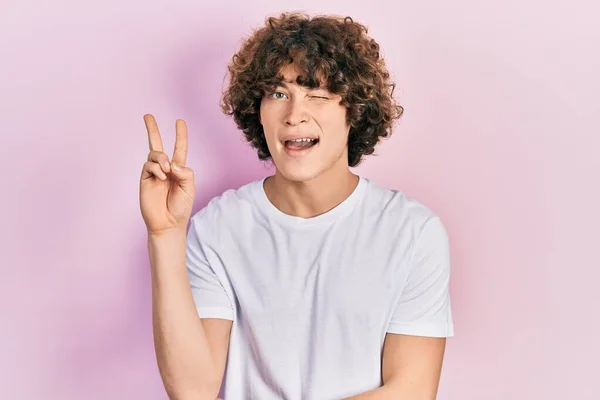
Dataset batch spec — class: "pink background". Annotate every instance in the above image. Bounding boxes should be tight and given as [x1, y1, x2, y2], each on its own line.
[2, 0, 599, 399]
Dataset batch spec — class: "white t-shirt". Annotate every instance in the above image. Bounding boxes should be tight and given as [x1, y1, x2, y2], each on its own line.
[186, 176, 454, 399]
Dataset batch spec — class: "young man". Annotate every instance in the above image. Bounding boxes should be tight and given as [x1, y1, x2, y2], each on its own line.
[140, 12, 454, 400]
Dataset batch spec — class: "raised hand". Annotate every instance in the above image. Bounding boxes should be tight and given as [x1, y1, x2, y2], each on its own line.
[139, 114, 195, 235]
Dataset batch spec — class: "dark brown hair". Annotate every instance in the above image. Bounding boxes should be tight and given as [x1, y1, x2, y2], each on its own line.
[220, 12, 404, 167]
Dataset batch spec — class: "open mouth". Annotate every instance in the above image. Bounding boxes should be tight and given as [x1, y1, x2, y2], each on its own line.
[284, 138, 319, 151]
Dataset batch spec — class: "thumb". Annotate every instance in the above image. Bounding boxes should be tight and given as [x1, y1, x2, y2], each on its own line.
[170, 163, 194, 192]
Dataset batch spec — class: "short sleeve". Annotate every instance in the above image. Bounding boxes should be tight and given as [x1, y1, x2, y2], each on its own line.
[186, 216, 234, 321]
[387, 216, 454, 337]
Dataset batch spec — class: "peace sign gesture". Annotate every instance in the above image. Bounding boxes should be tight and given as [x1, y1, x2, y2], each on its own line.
[139, 114, 196, 235]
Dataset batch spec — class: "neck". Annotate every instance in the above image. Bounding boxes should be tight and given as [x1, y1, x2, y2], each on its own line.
[264, 167, 359, 219]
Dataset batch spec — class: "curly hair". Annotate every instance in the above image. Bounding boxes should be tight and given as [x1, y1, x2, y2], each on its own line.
[220, 12, 404, 167]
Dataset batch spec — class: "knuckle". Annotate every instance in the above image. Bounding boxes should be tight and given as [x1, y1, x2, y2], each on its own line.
[148, 150, 166, 161]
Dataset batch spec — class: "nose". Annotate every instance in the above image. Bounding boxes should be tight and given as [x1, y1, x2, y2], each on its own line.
[284, 97, 309, 126]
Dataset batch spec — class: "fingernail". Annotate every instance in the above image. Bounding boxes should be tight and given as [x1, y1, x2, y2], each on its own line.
[172, 163, 180, 171]
[165, 161, 170, 171]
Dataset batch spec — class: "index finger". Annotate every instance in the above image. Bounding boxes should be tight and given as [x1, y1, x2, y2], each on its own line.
[172, 119, 188, 166]
[144, 114, 163, 152]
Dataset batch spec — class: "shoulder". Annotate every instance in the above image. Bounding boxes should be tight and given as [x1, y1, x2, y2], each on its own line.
[360, 177, 447, 240]
[188, 178, 263, 238]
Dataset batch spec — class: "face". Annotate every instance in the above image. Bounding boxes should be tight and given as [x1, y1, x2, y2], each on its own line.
[259, 63, 351, 182]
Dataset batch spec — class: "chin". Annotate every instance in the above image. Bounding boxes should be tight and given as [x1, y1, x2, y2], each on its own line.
[274, 163, 324, 183]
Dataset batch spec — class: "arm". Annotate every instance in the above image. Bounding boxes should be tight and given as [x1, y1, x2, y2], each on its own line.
[342, 334, 447, 399]
[149, 229, 232, 400]
[345, 216, 453, 399]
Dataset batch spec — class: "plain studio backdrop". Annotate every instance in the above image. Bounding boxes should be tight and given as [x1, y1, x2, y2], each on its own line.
[1, 0, 598, 399]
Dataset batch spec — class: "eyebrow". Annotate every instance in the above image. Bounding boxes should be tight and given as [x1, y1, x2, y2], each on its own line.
[277, 80, 328, 91]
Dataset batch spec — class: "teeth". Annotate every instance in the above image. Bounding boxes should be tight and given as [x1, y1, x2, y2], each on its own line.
[288, 138, 315, 142]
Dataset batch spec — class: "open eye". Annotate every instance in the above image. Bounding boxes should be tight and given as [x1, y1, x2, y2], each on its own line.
[268, 92, 288, 99]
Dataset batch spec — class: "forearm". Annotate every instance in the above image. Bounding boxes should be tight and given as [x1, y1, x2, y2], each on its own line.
[342, 382, 432, 400]
[148, 229, 221, 400]
[341, 384, 397, 400]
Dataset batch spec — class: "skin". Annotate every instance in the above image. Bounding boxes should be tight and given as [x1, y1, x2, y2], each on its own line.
[141, 116, 230, 400]
[259, 62, 360, 219]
